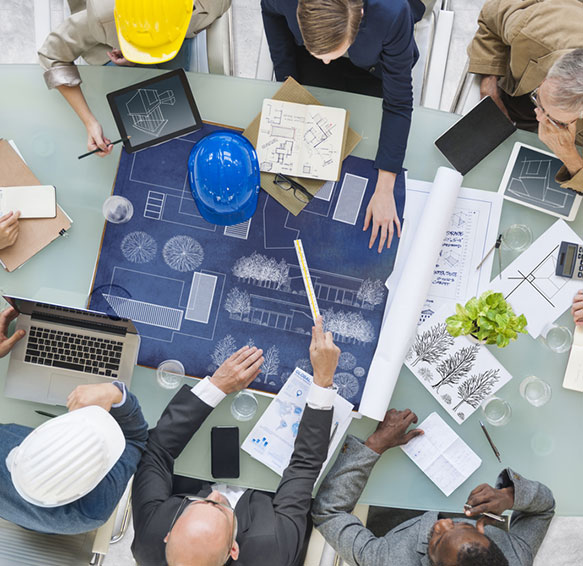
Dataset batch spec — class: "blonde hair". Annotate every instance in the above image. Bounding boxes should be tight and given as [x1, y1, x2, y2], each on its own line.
[297, 0, 363, 56]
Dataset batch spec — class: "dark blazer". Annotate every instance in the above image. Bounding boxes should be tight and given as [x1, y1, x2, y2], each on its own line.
[260, 0, 424, 174]
[131, 384, 333, 566]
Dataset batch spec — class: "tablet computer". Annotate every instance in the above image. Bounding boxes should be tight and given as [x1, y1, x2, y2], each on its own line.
[107, 69, 202, 153]
[435, 96, 516, 175]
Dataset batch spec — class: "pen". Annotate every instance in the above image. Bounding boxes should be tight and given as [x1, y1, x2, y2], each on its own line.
[78, 137, 130, 159]
[328, 422, 339, 447]
[479, 420, 501, 463]
[35, 410, 58, 418]
[464, 504, 506, 523]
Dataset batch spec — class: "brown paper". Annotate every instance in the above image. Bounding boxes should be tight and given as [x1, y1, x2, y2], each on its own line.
[243, 78, 362, 216]
[0, 140, 71, 272]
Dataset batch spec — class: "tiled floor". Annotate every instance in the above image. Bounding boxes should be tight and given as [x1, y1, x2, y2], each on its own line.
[1, 1, 581, 565]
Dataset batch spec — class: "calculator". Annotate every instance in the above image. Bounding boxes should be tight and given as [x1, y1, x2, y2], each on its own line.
[555, 241, 583, 279]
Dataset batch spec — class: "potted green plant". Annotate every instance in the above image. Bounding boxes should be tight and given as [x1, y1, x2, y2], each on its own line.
[445, 290, 527, 348]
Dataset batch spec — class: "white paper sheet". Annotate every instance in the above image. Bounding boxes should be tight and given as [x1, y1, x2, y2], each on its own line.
[401, 412, 482, 496]
[489, 220, 583, 338]
[405, 306, 513, 424]
[359, 168, 463, 421]
[242, 368, 353, 479]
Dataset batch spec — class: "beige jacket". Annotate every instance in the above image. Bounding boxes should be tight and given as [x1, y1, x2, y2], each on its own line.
[468, 0, 583, 192]
[38, 0, 231, 89]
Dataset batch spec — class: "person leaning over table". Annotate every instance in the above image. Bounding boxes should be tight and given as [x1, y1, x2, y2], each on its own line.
[312, 409, 555, 566]
[131, 316, 341, 566]
[467, 0, 583, 193]
[261, 0, 425, 253]
[37, 0, 230, 158]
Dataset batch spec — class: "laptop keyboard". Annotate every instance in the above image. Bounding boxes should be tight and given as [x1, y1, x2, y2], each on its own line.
[24, 326, 123, 378]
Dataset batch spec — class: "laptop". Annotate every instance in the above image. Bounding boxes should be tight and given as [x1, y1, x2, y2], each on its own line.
[4, 295, 140, 405]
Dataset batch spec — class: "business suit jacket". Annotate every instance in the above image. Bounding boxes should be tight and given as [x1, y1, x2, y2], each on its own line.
[131, 384, 333, 566]
[261, 0, 423, 174]
[312, 435, 555, 566]
[467, 0, 583, 192]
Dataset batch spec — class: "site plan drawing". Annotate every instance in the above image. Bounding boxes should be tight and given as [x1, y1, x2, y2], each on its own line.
[256, 99, 347, 181]
[90, 124, 405, 408]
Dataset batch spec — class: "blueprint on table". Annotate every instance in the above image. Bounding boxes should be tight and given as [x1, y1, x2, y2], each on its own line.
[89, 124, 405, 408]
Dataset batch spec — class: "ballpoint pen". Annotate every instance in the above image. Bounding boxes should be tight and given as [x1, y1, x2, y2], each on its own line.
[35, 410, 58, 418]
[78, 137, 130, 159]
[479, 420, 502, 463]
[464, 504, 506, 523]
[328, 422, 339, 447]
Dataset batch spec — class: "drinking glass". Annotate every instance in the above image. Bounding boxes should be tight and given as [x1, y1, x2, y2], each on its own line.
[103, 196, 134, 224]
[543, 325, 573, 354]
[501, 224, 533, 252]
[231, 391, 259, 421]
[481, 396, 512, 426]
[519, 376, 552, 407]
[156, 359, 185, 390]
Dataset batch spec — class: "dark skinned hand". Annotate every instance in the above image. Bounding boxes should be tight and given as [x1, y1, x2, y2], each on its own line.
[364, 408, 423, 455]
[464, 483, 515, 527]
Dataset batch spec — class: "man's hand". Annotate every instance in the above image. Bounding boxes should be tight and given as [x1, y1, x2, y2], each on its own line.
[67, 383, 123, 412]
[464, 483, 515, 522]
[363, 170, 401, 253]
[310, 316, 340, 388]
[0, 211, 20, 249]
[537, 116, 583, 176]
[364, 408, 423, 455]
[572, 290, 583, 326]
[0, 306, 25, 358]
[210, 346, 264, 395]
[86, 119, 114, 157]
[480, 74, 511, 120]
[107, 49, 137, 67]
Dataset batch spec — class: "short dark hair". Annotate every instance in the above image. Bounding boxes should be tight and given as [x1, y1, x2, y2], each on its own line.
[456, 540, 509, 566]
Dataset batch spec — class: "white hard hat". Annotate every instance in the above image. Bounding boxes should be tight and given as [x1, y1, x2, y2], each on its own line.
[6, 406, 125, 508]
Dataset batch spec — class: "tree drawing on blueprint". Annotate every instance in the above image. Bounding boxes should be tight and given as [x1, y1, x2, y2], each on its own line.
[323, 308, 375, 344]
[210, 335, 238, 371]
[163, 236, 204, 272]
[410, 323, 454, 367]
[258, 345, 280, 384]
[224, 288, 251, 320]
[356, 279, 385, 310]
[233, 252, 291, 291]
[432, 344, 479, 394]
[121, 231, 157, 264]
[454, 369, 501, 414]
[333, 372, 360, 401]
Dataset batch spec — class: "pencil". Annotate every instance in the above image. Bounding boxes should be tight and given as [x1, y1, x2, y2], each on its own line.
[35, 410, 58, 418]
[479, 420, 502, 463]
[78, 137, 130, 159]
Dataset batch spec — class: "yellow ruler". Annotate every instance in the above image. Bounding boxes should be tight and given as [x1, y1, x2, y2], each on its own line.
[294, 239, 320, 323]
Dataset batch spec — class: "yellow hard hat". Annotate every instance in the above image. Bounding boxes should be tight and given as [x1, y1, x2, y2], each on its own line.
[114, 0, 194, 64]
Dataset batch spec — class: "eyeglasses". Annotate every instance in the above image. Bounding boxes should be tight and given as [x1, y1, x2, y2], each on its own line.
[530, 88, 578, 130]
[167, 495, 238, 560]
[274, 173, 313, 203]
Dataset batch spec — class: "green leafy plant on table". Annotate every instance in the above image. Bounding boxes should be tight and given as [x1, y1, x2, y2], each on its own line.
[445, 290, 527, 348]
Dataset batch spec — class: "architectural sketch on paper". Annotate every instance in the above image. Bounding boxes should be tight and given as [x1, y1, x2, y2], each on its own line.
[126, 89, 176, 136]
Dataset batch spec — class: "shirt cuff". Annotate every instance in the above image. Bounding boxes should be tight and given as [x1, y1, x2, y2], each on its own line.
[43, 65, 82, 89]
[191, 376, 226, 408]
[111, 381, 127, 408]
[556, 164, 583, 193]
[306, 383, 336, 410]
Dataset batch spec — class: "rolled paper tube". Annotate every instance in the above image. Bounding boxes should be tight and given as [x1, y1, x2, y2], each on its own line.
[359, 167, 463, 420]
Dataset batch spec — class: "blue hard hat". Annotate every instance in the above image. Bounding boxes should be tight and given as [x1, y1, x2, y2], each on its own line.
[188, 131, 260, 226]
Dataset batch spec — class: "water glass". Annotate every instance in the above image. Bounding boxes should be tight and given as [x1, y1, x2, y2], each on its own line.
[543, 325, 573, 354]
[103, 196, 134, 224]
[156, 359, 185, 390]
[501, 224, 533, 252]
[481, 396, 512, 426]
[519, 376, 552, 407]
[231, 391, 259, 421]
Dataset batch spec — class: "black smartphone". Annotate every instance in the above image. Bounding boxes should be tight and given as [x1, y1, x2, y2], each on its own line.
[211, 426, 240, 478]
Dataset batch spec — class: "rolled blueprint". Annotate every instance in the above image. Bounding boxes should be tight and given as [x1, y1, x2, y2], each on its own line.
[359, 167, 463, 421]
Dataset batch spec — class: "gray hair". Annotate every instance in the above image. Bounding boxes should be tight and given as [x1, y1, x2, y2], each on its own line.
[546, 48, 583, 115]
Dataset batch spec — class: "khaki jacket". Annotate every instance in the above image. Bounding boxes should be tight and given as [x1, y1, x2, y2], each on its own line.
[468, 0, 583, 192]
[38, 0, 230, 89]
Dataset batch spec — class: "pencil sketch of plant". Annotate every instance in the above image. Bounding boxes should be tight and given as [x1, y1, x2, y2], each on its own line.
[224, 288, 251, 320]
[457, 412, 466, 421]
[441, 393, 452, 405]
[121, 231, 157, 263]
[210, 334, 237, 370]
[431, 344, 479, 394]
[356, 279, 385, 310]
[418, 367, 433, 383]
[259, 345, 280, 383]
[334, 372, 359, 401]
[232, 252, 290, 290]
[454, 369, 501, 412]
[163, 235, 204, 272]
[338, 352, 357, 370]
[410, 323, 454, 367]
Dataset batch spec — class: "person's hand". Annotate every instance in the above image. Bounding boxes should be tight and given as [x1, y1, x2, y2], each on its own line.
[480, 74, 511, 121]
[0, 211, 20, 249]
[309, 316, 340, 388]
[86, 119, 114, 157]
[107, 49, 137, 67]
[210, 346, 264, 394]
[364, 408, 423, 455]
[363, 170, 401, 253]
[537, 116, 583, 176]
[464, 483, 514, 525]
[0, 306, 25, 358]
[66, 383, 123, 412]
[572, 290, 583, 326]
